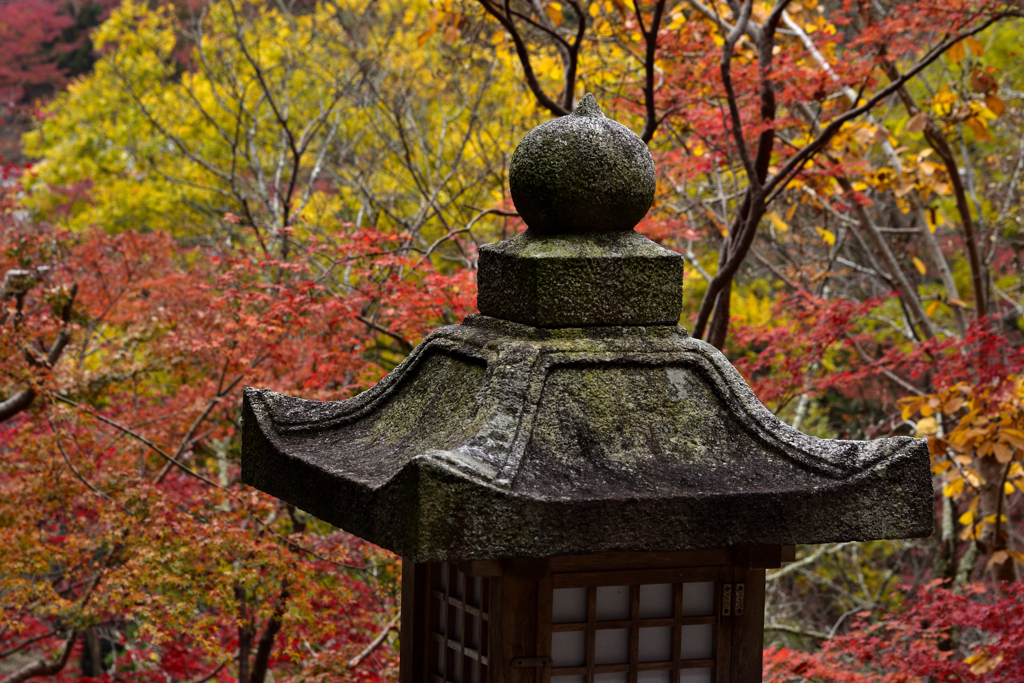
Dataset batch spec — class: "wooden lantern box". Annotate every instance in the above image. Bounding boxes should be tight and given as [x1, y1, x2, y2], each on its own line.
[403, 547, 797, 683]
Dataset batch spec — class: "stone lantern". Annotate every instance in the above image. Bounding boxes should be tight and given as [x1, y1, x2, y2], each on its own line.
[241, 94, 933, 683]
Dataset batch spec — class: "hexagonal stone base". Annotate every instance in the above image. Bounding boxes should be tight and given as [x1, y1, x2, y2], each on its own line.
[476, 230, 684, 327]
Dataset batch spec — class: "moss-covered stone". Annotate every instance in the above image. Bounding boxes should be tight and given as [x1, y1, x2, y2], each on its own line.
[240, 92, 933, 565]
[508, 93, 656, 235]
[477, 230, 684, 327]
[241, 315, 934, 562]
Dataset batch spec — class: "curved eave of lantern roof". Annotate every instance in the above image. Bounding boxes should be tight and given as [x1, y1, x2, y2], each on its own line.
[241, 314, 933, 563]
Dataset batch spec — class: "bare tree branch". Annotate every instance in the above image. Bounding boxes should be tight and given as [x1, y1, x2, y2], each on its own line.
[636, 0, 669, 142]
[763, 622, 831, 640]
[0, 632, 78, 683]
[51, 394, 224, 489]
[0, 283, 77, 423]
[347, 611, 400, 668]
[476, 0, 573, 115]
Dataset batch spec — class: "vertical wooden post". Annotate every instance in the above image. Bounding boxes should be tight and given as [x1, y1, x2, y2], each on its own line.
[400, 559, 429, 683]
[729, 565, 766, 683]
[491, 576, 538, 683]
[536, 577, 553, 683]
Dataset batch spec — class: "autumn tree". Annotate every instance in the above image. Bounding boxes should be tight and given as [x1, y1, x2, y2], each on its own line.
[8, 0, 1024, 678]
[2, 1, 501, 680]
[0, 0, 121, 164]
[1, 153, 479, 680]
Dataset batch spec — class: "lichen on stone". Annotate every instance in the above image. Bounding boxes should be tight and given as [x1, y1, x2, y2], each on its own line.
[508, 93, 656, 235]
[476, 230, 684, 327]
[241, 316, 934, 562]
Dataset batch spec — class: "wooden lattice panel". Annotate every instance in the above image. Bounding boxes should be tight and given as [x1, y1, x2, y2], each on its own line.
[539, 568, 724, 683]
[428, 562, 490, 683]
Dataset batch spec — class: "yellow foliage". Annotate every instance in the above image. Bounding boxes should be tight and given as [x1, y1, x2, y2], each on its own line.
[916, 416, 938, 436]
[22, 0, 530, 251]
[965, 36, 986, 56]
[947, 40, 966, 63]
[944, 477, 965, 497]
[906, 378, 1024, 564]
[546, 2, 564, 25]
[731, 289, 775, 328]
[766, 212, 789, 232]
[965, 115, 991, 142]
[965, 652, 1003, 675]
[931, 90, 959, 117]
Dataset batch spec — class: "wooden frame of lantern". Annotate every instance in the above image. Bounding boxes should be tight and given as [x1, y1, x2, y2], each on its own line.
[401, 547, 795, 683]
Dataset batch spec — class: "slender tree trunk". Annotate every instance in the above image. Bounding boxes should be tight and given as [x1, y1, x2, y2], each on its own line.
[235, 584, 252, 683]
[955, 541, 980, 586]
[836, 176, 936, 339]
[876, 59, 991, 320]
[693, 196, 762, 348]
[789, 9, 968, 336]
[977, 456, 1018, 581]
[706, 286, 732, 350]
[922, 128, 989, 318]
[937, 495, 959, 582]
[249, 584, 288, 683]
[913, 199, 968, 336]
[84, 628, 103, 677]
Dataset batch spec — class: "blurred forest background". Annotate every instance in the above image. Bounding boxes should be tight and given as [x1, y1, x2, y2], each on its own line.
[3, 0, 1024, 681]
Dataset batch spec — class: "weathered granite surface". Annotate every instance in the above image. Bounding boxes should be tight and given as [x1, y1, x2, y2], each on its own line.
[477, 230, 683, 327]
[242, 315, 933, 562]
[241, 93, 933, 563]
[508, 93, 656, 235]
[484, 94, 680, 326]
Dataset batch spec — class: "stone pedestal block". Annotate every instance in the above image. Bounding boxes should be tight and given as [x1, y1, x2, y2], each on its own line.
[477, 230, 684, 327]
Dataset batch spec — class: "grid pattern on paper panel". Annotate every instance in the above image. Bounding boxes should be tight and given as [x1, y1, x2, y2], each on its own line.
[428, 562, 489, 683]
[548, 579, 717, 683]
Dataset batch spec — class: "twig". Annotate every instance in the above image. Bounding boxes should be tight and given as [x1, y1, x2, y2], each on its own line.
[186, 661, 228, 683]
[51, 407, 365, 573]
[0, 630, 60, 658]
[767, 543, 854, 581]
[681, 249, 712, 283]
[49, 419, 114, 503]
[476, 0, 572, 116]
[347, 612, 400, 668]
[0, 284, 77, 423]
[750, 247, 799, 290]
[764, 623, 830, 640]
[414, 208, 519, 270]
[764, 14, 1016, 202]
[719, 0, 757, 182]
[636, 0, 669, 142]
[846, 337, 925, 395]
[155, 380, 241, 484]
[356, 316, 413, 354]
[52, 394, 223, 489]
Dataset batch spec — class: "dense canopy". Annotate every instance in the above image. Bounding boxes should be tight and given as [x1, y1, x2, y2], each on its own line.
[3, 0, 1024, 681]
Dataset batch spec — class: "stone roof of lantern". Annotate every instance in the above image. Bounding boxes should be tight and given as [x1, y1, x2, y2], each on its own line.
[241, 94, 933, 562]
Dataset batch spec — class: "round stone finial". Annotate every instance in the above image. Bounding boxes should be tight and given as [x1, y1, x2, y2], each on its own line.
[508, 93, 656, 235]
